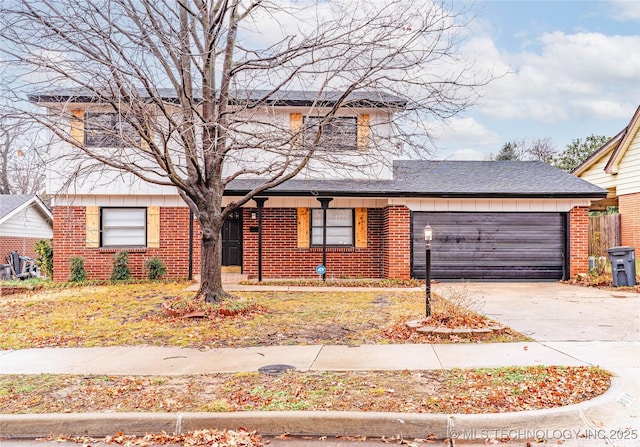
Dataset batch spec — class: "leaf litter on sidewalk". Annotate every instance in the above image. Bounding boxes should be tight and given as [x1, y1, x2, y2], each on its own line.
[0, 366, 610, 414]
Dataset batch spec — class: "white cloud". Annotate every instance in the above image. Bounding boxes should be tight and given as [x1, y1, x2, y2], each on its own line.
[442, 148, 488, 160]
[610, 0, 640, 21]
[426, 116, 500, 159]
[472, 31, 640, 122]
[431, 116, 500, 145]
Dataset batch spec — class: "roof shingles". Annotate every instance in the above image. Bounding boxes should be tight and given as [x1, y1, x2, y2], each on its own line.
[226, 161, 607, 198]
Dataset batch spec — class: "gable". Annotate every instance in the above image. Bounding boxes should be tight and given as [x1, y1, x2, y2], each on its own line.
[576, 109, 640, 196]
[0, 201, 53, 238]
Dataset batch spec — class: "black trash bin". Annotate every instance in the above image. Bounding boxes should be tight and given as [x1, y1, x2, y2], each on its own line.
[607, 246, 636, 287]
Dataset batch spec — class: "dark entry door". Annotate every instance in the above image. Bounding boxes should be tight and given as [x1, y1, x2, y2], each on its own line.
[222, 210, 242, 266]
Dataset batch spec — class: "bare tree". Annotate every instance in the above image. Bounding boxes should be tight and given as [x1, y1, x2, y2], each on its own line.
[0, 0, 490, 302]
[525, 137, 556, 164]
[490, 138, 557, 164]
[0, 116, 46, 195]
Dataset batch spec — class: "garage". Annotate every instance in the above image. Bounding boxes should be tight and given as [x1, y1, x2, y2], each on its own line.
[411, 212, 568, 281]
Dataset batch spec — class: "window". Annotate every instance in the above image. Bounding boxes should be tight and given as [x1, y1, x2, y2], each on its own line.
[85, 112, 140, 147]
[311, 208, 354, 246]
[101, 208, 146, 247]
[303, 116, 357, 150]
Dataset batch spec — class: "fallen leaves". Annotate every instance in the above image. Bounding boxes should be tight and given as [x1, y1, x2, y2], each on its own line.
[0, 283, 527, 349]
[0, 366, 611, 415]
[48, 429, 264, 447]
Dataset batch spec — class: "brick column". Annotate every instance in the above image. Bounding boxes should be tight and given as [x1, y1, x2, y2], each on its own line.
[383, 205, 411, 279]
[569, 206, 589, 278]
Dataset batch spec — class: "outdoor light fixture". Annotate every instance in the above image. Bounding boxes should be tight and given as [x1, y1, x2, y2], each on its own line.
[424, 225, 433, 247]
[424, 224, 433, 317]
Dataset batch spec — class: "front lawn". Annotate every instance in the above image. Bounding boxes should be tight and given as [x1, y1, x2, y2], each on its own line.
[0, 282, 525, 349]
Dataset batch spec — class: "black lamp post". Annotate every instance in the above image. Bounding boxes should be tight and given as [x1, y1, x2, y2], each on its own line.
[424, 224, 433, 317]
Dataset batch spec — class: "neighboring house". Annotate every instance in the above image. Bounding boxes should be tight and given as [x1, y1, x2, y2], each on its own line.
[32, 91, 606, 282]
[573, 106, 640, 256]
[0, 194, 53, 262]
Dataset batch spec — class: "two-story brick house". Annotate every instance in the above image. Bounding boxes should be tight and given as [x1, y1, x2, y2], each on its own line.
[32, 90, 606, 282]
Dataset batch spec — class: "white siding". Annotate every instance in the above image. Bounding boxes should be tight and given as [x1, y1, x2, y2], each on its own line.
[0, 204, 53, 238]
[391, 198, 593, 212]
[616, 130, 640, 196]
[578, 124, 640, 196]
[53, 195, 186, 207]
[45, 103, 397, 199]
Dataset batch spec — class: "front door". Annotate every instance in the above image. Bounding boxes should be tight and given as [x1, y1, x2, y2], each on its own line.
[222, 210, 242, 267]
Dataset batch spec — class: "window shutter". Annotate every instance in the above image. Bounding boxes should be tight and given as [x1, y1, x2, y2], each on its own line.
[357, 114, 370, 151]
[355, 208, 367, 248]
[297, 207, 310, 248]
[86, 206, 99, 248]
[71, 109, 85, 144]
[147, 206, 160, 248]
[291, 113, 303, 146]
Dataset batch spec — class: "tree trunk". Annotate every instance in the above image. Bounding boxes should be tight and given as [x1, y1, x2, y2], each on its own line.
[196, 213, 230, 304]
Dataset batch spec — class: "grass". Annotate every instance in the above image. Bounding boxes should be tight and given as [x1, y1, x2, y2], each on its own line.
[0, 282, 526, 349]
[0, 366, 611, 415]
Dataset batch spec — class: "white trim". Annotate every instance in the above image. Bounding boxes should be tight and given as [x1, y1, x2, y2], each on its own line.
[389, 198, 594, 212]
[0, 196, 53, 226]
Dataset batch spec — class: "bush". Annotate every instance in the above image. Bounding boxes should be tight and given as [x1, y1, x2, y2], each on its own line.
[35, 239, 54, 278]
[144, 256, 167, 280]
[69, 256, 87, 282]
[111, 250, 131, 281]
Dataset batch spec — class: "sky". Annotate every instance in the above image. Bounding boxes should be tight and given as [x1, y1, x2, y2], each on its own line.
[429, 0, 640, 160]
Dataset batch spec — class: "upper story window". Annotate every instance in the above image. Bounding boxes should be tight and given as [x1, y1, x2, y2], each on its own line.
[85, 112, 140, 147]
[101, 207, 146, 247]
[303, 116, 357, 150]
[310, 208, 354, 246]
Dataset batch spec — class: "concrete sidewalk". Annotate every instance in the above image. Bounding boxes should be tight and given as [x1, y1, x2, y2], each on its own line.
[0, 342, 596, 375]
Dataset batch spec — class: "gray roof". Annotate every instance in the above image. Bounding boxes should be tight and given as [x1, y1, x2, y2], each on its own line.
[29, 89, 406, 109]
[226, 160, 607, 199]
[0, 194, 38, 221]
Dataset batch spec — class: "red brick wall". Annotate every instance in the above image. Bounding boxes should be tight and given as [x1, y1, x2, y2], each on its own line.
[569, 206, 589, 278]
[242, 207, 384, 279]
[383, 205, 411, 279]
[53, 206, 199, 281]
[0, 237, 42, 264]
[619, 192, 640, 256]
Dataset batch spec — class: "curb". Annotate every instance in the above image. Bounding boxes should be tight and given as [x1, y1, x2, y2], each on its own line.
[0, 378, 624, 441]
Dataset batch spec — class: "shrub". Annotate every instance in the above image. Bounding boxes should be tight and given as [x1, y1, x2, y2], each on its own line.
[35, 239, 54, 278]
[69, 256, 87, 282]
[144, 256, 167, 280]
[111, 250, 131, 281]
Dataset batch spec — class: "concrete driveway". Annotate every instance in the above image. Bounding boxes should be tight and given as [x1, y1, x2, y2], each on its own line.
[433, 282, 640, 342]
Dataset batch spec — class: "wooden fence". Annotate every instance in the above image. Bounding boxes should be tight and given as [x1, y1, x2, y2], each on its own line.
[589, 213, 621, 256]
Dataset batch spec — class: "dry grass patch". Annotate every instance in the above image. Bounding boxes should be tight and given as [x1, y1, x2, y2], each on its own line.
[0, 282, 525, 349]
[0, 366, 610, 414]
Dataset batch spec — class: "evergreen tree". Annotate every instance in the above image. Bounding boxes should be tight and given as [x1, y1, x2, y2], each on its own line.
[554, 135, 609, 172]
